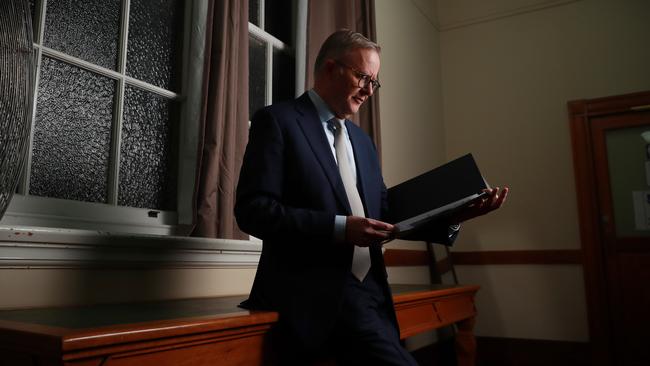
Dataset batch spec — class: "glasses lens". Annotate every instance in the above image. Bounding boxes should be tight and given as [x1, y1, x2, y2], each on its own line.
[358, 77, 367, 89]
[359, 77, 380, 90]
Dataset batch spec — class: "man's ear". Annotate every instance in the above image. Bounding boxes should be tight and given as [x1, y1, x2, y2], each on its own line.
[323, 58, 338, 75]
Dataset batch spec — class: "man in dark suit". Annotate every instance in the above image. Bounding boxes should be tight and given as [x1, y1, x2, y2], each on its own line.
[235, 30, 507, 365]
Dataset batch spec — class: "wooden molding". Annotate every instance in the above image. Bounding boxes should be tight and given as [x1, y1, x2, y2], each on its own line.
[568, 90, 650, 118]
[384, 249, 583, 267]
[383, 249, 430, 266]
[452, 250, 583, 265]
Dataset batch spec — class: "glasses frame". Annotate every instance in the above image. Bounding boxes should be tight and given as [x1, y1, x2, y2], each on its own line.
[334, 60, 381, 90]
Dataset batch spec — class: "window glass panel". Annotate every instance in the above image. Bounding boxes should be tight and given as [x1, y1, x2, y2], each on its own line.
[44, 0, 121, 70]
[249, 0, 260, 26]
[30, 57, 114, 203]
[272, 48, 294, 104]
[119, 85, 177, 210]
[265, 0, 293, 45]
[249, 35, 266, 118]
[127, 0, 183, 91]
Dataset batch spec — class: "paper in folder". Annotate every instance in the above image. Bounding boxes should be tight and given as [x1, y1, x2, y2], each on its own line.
[387, 153, 489, 237]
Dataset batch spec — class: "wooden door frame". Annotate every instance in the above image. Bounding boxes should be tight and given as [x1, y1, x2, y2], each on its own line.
[568, 91, 650, 366]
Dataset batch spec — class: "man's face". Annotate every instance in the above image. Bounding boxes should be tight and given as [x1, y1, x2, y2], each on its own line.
[328, 48, 380, 119]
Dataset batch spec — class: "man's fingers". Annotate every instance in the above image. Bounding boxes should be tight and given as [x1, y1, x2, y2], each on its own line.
[498, 187, 509, 204]
[367, 218, 394, 231]
[346, 216, 394, 246]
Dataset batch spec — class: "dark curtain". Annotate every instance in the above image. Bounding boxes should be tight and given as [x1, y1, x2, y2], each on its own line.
[306, 0, 382, 156]
[192, 0, 248, 239]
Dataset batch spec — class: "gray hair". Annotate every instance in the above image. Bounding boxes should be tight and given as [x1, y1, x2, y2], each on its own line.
[313, 29, 380, 74]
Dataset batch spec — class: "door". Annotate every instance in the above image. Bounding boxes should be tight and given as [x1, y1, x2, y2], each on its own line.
[570, 91, 650, 366]
[591, 111, 650, 366]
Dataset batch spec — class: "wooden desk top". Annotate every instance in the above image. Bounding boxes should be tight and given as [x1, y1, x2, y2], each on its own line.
[0, 284, 479, 365]
[0, 284, 477, 328]
[0, 295, 253, 329]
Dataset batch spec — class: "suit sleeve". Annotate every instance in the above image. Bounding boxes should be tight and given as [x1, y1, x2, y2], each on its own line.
[235, 109, 334, 241]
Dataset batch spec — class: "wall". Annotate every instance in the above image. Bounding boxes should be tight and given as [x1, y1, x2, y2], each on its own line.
[376, 0, 445, 188]
[375, 0, 446, 267]
[0, 267, 256, 309]
[438, 0, 650, 341]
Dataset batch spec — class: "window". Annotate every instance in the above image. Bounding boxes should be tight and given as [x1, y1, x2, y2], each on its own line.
[2, 0, 306, 239]
[2, 0, 193, 235]
[248, 0, 301, 118]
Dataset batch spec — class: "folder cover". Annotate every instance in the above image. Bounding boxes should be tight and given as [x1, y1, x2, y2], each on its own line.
[387, 153, 489, 236]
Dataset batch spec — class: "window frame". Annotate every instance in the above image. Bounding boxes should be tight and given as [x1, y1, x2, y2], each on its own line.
[248, 0, 308, 112]
[2, 0, 197, 235]
[0, 0, 308, 266]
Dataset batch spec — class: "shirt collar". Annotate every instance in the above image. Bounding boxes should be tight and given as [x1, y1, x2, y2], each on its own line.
[307, 89, 338, 124]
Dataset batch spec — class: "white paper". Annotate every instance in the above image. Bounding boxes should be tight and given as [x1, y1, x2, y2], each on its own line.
[632, 191, 650, 231]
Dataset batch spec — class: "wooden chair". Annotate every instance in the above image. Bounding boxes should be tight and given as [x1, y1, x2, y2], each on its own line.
[415, 242, 461, 365]
[426, 242, 459, 286]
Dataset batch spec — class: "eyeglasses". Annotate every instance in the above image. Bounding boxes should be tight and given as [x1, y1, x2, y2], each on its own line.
[335, 60, 381, 90]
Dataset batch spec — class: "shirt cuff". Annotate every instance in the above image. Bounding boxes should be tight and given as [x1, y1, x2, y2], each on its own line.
[333, 215, 347, 243]
[448, 223, 461, 238]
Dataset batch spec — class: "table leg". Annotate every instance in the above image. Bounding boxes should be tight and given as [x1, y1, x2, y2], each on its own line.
[455, 316, 477, 366]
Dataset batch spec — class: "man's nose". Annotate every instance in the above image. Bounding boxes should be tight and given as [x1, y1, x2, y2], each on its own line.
[361, 82, 374, 96]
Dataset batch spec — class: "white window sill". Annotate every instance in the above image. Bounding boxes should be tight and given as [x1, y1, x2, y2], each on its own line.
[0, 226, 262, 269]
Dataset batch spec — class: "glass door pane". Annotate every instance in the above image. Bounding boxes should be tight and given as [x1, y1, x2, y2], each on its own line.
[605, 124, 650, 237]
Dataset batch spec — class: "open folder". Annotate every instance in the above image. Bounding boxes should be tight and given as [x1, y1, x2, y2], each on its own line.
[387, 153, 489, 238]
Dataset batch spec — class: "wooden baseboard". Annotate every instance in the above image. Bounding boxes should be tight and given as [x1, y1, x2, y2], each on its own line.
[476, 336, 590, 366]
[410, 336, 590, 366]
[410, 337, 457, 365]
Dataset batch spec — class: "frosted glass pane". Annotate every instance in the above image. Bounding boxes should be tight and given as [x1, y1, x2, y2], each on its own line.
[249, 35, 266, 118]
[126, 0, 183, 91]
[30, 57, 114, 203]
[44, 0, 120, 70]
[119, 86, 176, 210]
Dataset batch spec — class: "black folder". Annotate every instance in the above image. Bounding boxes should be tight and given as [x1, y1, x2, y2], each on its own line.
[387, 153, 489, 237]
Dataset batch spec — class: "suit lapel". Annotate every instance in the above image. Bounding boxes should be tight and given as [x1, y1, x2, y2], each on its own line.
[294, 94, 352, 214]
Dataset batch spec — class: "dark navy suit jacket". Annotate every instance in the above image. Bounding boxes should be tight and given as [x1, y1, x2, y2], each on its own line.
[235, 93, 454, 351]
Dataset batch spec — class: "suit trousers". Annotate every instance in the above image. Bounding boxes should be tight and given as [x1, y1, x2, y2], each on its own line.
[332, 272, 419, 366]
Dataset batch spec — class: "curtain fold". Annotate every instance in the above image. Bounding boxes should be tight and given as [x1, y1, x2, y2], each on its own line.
[192, 0, 248, 239]
[306, 0, 382, 157]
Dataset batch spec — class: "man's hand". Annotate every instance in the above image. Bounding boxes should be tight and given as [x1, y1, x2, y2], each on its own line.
[452, 187, 509, 224]
[345, 216, 394, 247]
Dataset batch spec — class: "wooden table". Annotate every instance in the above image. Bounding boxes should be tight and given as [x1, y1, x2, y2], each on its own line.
[0, 284, 479, 366]
[392, 284, 479, 366]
